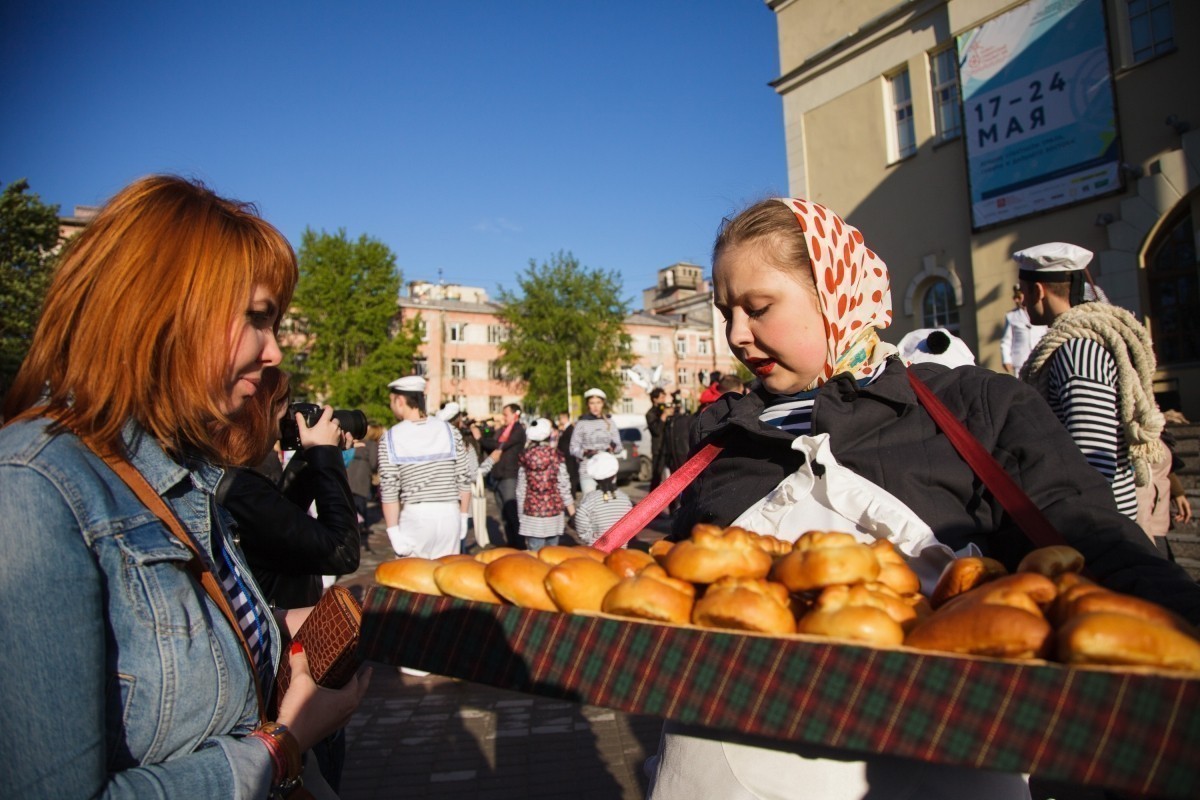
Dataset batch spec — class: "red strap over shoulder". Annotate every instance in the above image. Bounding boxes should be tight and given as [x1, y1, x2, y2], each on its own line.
[906, 370, 1067, 550]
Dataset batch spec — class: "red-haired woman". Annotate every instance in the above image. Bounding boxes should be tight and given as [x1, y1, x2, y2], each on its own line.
[0, 175, 370, 798]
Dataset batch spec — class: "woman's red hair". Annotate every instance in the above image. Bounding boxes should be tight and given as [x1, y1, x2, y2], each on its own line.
[5, 175, 297, 462]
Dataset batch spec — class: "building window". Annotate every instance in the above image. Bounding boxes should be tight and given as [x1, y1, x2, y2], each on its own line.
[489, 395, 503, 413]
[1146, 204, 1198, 364]
[487, 324, 507, 343]
[698, 338, 710, 355]
[619, 397, 634, 414]
[451, 359, 467, 379]
[448, 323, 466, 342]
[489, 360, 504, 380]
[921, 279, 959, 331]
[930, 47, 961, 142]
[1127, 0, 1174, 63]
[416, 319, 429, 341]
[649, 336, 661, 354]
[677, 368, 689, 386]
[676, 338, 687, 356]
[888, 69, 917, 161]
[412, 357, 427, 376]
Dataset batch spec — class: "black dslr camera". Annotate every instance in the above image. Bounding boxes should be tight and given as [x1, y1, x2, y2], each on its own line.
[279, 402, 368, 450]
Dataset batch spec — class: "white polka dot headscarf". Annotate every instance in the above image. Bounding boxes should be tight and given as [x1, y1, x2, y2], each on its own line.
[776, 198, 895, 389]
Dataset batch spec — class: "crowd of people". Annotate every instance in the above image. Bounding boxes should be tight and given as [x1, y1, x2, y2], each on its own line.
[1, 175, 1196, 800]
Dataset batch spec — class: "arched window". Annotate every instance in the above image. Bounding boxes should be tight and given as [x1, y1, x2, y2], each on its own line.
[921, 279, 959, 331]
[1147, 203, 1198, 364]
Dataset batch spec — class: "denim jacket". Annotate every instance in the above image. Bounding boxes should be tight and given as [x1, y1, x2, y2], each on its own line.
[0, 416, 279, 799]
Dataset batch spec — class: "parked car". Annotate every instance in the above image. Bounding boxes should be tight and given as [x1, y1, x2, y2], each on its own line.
[611, 413, 652, 485]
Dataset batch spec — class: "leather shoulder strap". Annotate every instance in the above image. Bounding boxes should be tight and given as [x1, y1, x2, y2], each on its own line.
[58, 419, 267, 721]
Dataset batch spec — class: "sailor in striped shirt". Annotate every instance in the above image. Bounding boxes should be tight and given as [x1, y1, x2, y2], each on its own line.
[380, 375, 473, 557]
[1018, 242, 1161, 520]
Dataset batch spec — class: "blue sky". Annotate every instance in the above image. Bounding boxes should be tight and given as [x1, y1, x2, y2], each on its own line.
[1, 2, 788, 302]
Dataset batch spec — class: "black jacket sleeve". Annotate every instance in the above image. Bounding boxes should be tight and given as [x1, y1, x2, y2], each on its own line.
[221, 445, 360, 579]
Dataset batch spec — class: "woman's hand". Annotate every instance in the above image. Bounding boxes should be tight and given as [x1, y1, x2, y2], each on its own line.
[297, 406, 343, 449]
[1172, 494, 1192, 525]
[275, 643, 373, 753]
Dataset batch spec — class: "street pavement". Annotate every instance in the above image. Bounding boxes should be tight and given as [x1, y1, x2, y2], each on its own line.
[334, 479, 671, 800]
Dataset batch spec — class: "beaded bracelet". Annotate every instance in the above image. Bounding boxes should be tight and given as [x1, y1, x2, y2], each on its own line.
[249, 721, 302, 789]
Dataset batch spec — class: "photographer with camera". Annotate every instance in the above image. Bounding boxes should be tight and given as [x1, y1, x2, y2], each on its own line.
[216, 369, 363, 611]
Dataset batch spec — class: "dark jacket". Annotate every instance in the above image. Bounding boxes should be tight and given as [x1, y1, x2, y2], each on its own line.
[672, 358, 1200, 623]
[480, 420, 526, 480]
[218, 444, 359, 609]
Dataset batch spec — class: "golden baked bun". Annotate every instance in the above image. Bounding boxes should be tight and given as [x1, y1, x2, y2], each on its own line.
[663, 525, 773, 584]
[602, 565, 695, 625]
[475, 547, 528, 564]
[605, 548, 657, 578]
[433, 560, 504, 604]
[749, 531, 793, 558]
[692, 577, 796, 635]
[437, 553, 476, 564]
[905, 604, 1051, 659]
[930, 556, 1008, 608]
[869, 540, 921, 595]
[536, 545, 606, 565]
[648, 539, 674, 565]
[770, 531, 880, 592]
[797, 605, 904, 647]
[375, 558, 443, 595]
[484, 554, 557, 611]
[1017, 545, 1085, 578]
[816, 583, 918, 631]
[1058, 612, 1200, 672]
[544, 558, 622, 614]
[940, 572, 1057, 618]
[1058, 589, 1193, 634]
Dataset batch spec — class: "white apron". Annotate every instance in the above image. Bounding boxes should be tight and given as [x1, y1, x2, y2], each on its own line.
[648, 434, 1028, 800]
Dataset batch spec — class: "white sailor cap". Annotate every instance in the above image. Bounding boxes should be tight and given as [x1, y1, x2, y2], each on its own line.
[897, 328, 976, 370]
[388, 375, 426, 393]
[526, 417, 553, 442]
[435, 402, 460, 421]
[586, 452, 619, 481]
[583, 388, 607, 400]
[1013, 242, 1093, 283]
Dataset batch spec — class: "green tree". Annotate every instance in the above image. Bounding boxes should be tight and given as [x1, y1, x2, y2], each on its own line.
[496, 251, 631, 415]
[0, 179, 61, 396]
[288, 228, 419, 422]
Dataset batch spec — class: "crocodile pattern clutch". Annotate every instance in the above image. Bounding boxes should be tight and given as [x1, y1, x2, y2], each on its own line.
[274, 585, 363, 712]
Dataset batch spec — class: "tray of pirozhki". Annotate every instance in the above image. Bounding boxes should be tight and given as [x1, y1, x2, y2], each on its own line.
[359, 525, 1200, 798]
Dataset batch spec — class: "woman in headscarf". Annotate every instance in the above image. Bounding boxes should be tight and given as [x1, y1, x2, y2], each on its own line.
[647, 198, 1200, 800]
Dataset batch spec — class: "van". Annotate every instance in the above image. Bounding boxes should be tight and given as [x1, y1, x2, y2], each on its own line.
[610, 413, 652, 484]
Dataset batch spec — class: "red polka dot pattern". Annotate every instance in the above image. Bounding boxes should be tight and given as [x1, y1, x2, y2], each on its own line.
[777, 197, 893, 388]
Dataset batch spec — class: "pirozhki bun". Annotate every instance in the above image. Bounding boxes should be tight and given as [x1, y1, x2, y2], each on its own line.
[1058, 612, 1200, 672]
[1017, 545, 1085, 578]
[375, 557, 443, 596]
[605, 548, 657, 578]
[905, 604, 1051, 659]
[484, 554, 557, 611]
[930, 556, 1008, 608]
[602, 565, 695, 625]
[870, 540, 921, 595]
[545, 558, 621, 614]
[537, 545, 606, 565]
[434, 560, 504, 604]
[770, 531, 880, 592]
[940, 572, 1057, 618]
[816, 583, 918, 631]
[663, 525, 773, 583]
[692, 577, 796, 635]
[475, 547, 528, 564]
[797, 605, 904, 647]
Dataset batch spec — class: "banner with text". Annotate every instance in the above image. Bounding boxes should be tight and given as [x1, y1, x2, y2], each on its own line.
[957, 0, 1119, 228]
